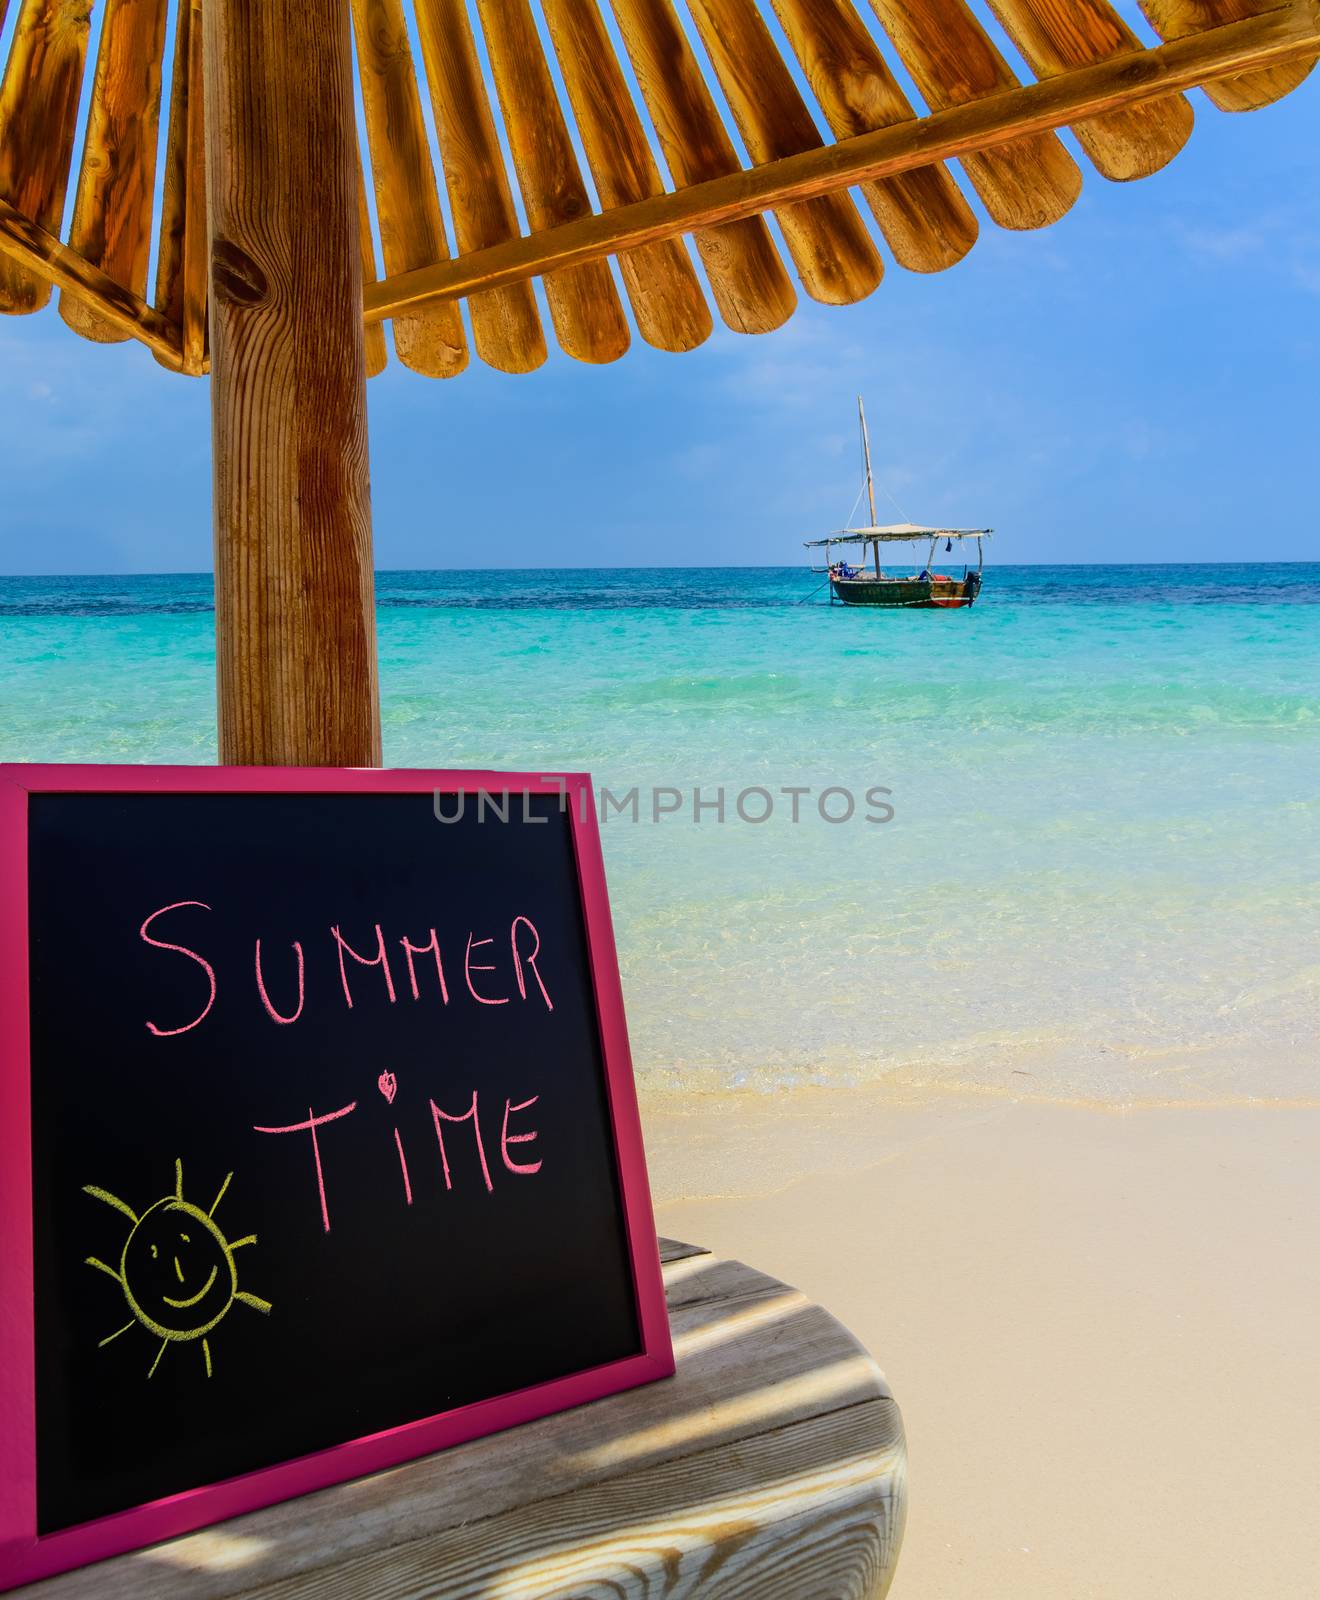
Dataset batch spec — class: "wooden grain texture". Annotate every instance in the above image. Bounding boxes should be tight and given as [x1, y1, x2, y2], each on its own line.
[609, 0, 797, 333]
[0, 193, 181, 361]
[357, 160, 389, 377]
[351, 0, 467, 376]
[658, 1236, 710, 1262]
[475, 0, 630, 363]
[368, 2, 1320, 320]
[58, 0, 168, 340]
[987, 0, 1193, 180]
[768, 0, 977, 272]
[204, 0, 381, 766]
[153, 0, 193, 353]
[246, 1402, 905, 1600]
[541, 0, 712, 351]
[866, 0, 1082, 228]
[18, 1245, 906, 1600]
[1140, 0, 1317, 108]
[413, 0, 546, 372]
[177, 0, 207, 374]
[153, 0, 207, 373]
[684, 0, 883, 305]
[0, 0, 92, 315]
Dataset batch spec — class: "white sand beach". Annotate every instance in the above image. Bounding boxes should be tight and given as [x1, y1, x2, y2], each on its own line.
[644, 1089, 1320, 1600]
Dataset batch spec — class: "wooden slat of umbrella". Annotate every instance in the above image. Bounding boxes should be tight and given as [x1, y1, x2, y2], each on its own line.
[476, 0, 631, 364]
[413, 0, 547, 372]
[153, 0, 192, 354]
[0, 0, 1317, 373]
[58, 0, 169, 341]
[987, 0, 1194, 181]
[684, 0, 882, 305]
[153, 0, 206, 375]
[541, 0, 712, 352]
[0, 0, 92, 315]
[351, 0, 467, 376]
[367, 3, 1320, 326]
[177, 0, 206, 373]
[866, 0, 1082, 230]
[1141, 0, 1317, 110]
[609, 0, 797, 334]
[357, 157, 390, 377]
[766, 0, 978, 273]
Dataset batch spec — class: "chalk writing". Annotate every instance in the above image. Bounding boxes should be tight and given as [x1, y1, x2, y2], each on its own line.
[255, 937, 305, 1024]
[139, 908, 554, 1033]
[252, 1103, 357, 1233]
[251, 1089, 545, 1233]
[140, 903, 216, 1037]
[432, 1091, 494, 1193]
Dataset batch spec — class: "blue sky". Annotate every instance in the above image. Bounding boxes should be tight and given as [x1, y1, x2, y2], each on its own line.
[0, 23, 1316, 574]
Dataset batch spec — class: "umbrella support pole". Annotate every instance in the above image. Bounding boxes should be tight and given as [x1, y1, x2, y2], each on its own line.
[204, 0, 381, 766]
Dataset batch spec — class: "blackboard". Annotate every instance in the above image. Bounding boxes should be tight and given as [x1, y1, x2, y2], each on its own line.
[0, 766, 670, 1590]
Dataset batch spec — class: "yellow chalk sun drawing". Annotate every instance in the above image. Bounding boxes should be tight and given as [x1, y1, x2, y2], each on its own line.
[83, 1159, 272, 1379]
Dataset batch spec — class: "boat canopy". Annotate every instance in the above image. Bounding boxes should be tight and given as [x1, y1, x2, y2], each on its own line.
[804, 525, 993, 547]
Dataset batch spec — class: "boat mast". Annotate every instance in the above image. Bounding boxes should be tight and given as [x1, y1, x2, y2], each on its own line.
[858, 396, 878, 579]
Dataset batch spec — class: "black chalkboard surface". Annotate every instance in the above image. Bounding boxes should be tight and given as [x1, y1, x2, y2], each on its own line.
[0, 767, 670, 1588]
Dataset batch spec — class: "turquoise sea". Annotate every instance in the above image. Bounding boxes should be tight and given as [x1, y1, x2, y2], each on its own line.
[3, 564, 1318, 1105]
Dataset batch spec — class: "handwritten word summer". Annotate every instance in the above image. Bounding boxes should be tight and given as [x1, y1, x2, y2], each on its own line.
[138, 902, 554, 1037]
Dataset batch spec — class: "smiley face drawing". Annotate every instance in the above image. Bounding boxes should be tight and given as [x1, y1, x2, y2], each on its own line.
[83, 1160, 272, 1379]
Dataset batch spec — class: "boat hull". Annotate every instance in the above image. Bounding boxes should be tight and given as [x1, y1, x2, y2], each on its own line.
[831, 572, 981, 608]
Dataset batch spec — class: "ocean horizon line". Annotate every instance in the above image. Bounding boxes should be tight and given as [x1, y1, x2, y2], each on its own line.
[3, 559, 1319, 582]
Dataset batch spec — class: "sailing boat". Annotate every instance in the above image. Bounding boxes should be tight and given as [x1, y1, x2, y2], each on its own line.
[804, 399, 991, 608]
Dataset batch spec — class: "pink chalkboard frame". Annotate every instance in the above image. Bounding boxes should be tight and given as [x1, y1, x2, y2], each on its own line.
[0, 763, 673, 1591]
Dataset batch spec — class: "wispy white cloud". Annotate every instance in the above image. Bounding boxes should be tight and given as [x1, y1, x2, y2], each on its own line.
[1174, 222, 1268, 262]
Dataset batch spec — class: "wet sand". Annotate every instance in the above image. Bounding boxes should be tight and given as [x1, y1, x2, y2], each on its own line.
[643, 1090, 1320, 1600]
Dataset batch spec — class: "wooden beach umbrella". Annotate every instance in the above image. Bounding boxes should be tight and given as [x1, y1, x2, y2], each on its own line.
[0, 0, 1315, 766]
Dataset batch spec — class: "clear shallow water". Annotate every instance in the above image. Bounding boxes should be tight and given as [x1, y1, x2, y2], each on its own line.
[3, 565, 1318, 1103]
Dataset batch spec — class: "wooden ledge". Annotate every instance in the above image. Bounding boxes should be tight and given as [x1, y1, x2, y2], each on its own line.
[19, 1242, 906, 1600]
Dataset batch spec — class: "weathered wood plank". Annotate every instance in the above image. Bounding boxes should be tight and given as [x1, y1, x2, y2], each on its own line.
[475, 0, 630, 363]
[768, 0, 978, 274]
[367, 3, 1320, 321]
[1141, 0, 1317, 108]
[153, 0, 207, 374]
[866, 0, 1082, 229]
[0, 195, 181, 362]
[0, 0, 92, 315]
[609, 0, 797, 334]
[658, 1236, 711, 1263]
[661, 1248, 801, 1309]
[987, 0, 1194, 180]
[220, 1400, 906, 1600]
[412, 0, 546, 372]
[58, 0, 169, 340]
[205, 0, 381, 765]
[541, 0, 712, 352]
[684, 0, 883, 306]
[18, 1248, 902, 1600]
[351, 0, 467, 376]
